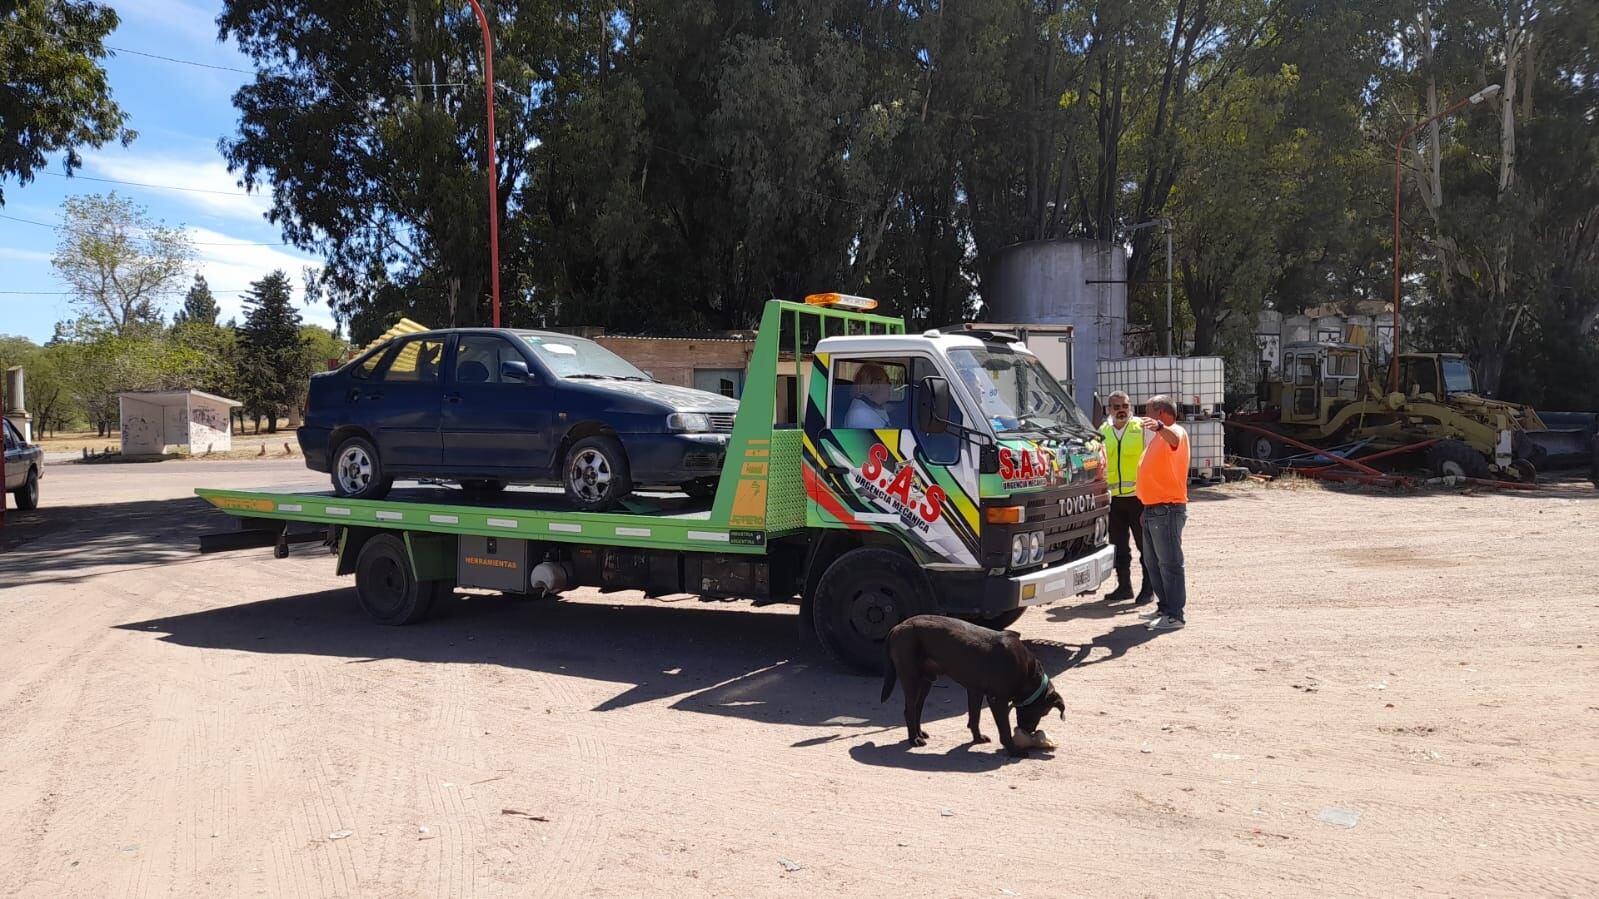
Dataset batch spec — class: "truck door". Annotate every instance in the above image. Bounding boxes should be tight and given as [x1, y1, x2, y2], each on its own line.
[805, 354, 981, 567]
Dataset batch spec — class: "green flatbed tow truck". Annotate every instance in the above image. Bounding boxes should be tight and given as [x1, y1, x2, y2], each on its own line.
[198, 295, 1114, 670]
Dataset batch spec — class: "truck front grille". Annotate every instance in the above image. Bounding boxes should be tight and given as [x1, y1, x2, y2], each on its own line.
[708, 413, 736, 432]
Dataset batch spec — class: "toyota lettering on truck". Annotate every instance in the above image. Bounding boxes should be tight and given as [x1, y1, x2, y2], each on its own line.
[195, 293, 1114, 671]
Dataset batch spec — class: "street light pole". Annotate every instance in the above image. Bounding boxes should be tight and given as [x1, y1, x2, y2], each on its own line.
[1126, 218, 1174, 355]
[1389, 83, 1501, 393]
[465, 0, 501, 328]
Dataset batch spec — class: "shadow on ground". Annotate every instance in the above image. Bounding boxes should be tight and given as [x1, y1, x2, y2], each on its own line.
[0, 496, 231, 582]
[115, 580, 1150, 769]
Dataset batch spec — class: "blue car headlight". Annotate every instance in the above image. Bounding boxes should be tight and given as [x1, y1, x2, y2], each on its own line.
[667, 412, 712, 433]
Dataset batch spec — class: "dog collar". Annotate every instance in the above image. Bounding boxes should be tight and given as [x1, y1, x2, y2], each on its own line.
[1017, 673, 1050, 708]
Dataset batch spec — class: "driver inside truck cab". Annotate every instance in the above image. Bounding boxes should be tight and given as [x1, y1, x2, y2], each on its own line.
[843, 362, 902, 429]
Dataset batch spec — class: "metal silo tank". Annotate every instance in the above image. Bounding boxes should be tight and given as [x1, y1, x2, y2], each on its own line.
[981, 239, 1128, 412]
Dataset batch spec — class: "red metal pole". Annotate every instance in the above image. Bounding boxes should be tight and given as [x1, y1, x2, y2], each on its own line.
[466, 0, 501, 328]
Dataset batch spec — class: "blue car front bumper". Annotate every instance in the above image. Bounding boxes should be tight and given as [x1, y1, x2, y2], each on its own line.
[623, 433, 730, 484]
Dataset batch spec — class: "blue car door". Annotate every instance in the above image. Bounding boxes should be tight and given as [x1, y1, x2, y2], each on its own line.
[441, 334, 554, 476]
[361, 334, 446, 468]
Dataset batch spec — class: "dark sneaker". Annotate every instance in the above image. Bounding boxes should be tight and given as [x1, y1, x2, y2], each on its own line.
[1146, 615, 1186, 631]
[1106, 585, 1134, 601]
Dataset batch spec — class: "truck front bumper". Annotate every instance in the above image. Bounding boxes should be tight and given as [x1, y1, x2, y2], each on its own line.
[929, 544, 1117, 618]
[1011, 544, 1117, 607]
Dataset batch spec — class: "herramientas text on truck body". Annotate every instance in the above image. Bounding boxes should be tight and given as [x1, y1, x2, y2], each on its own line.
[197, 295, 1115, 670]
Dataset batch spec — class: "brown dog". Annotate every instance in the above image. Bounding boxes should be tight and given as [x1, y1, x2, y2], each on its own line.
[880, 615, 1065, 756]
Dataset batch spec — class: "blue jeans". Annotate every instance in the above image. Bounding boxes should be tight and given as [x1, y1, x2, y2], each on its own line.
[1141, 504, 1188, 621]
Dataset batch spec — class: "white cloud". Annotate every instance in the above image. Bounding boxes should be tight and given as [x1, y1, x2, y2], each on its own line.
[184, 227, 335, 330]
[116, 0, 238, 62]
[83, 153, 273, 224]
[0, 247, 53, 264]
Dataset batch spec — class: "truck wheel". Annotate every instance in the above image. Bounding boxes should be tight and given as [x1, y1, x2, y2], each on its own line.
[563, 435, 632, 512]
[812, 548, 931, 673]
[354, 533, 436, 625]
[14, 468, 39, 510]
[1426, 440, 1491, 480]
[332, 436, 394, 500]
[1249, 433, 1281, 462]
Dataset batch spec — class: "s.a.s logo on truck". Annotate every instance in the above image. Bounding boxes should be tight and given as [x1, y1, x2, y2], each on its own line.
[849, 443, 947, 529]
[997, 444, 1061, 492]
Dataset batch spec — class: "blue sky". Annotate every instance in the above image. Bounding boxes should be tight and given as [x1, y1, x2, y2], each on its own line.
[0, 0, 333, 343]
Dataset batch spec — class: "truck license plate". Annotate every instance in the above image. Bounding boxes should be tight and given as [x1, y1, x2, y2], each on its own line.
[1072, 567, 1091, 589]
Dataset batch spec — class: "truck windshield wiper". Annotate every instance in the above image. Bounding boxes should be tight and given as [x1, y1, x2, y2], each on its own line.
[563, 373, 614, 380]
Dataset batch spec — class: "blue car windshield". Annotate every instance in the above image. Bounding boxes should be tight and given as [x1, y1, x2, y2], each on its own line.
[518, 333, 651, 380]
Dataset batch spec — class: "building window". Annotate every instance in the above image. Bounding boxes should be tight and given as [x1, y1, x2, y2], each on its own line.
[694, 368, 743, 399]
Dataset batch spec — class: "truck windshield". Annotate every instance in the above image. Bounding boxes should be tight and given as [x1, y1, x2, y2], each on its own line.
[518, 333, 652, 380]
[949, 347, 1097, 442]
[1441, 357, 1476, 394]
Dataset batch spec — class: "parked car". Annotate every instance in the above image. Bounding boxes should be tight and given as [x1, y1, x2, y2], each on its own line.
[3, 419, 42, 510]
[299, 328, 740, 510]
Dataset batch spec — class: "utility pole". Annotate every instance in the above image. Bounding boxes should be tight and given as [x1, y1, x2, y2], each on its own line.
[465, 0, 502, 327]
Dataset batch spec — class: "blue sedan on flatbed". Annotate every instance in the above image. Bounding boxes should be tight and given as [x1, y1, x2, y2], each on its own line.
[299, 328, 738, 510]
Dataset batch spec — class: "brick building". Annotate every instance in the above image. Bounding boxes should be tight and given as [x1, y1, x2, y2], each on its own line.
[590, 334, 756, 399]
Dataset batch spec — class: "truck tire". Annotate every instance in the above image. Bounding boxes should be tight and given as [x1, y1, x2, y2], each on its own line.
[1426, 439, 1491, 480]
[563, 435, 632, 512]
[812, 548, 933, 673]
[332, 435, 394, 500]
[354, 533, 436, 625]
[14, 467, 39, 510]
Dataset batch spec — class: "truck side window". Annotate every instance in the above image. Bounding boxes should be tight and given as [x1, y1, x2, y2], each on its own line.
[831, 358, 910, 430]
[2, 420, 15, 450]
[912, 357, 962, 465]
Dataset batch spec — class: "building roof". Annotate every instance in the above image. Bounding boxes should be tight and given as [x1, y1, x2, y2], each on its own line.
[118, 389, 242, 408]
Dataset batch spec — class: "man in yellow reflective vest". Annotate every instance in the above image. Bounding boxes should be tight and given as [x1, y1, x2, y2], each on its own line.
[1100, 391, 1154, 603]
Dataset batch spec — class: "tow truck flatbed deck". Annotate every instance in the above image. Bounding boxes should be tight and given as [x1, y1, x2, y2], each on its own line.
[196, 484, 759, 554]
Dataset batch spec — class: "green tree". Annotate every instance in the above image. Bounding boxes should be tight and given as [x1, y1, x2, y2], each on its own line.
[173, 274, 220, 327]
[0, 0, 133, 204]
[52, 193, 195, 335]
[235, 270, 310, 432]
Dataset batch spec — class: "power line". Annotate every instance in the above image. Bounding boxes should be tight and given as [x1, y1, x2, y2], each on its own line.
[36, 170, 255, 197]
[0, 212, 290, 247]
[1, 287, 257, 295]
[3, 21, 473, 87]
[108, 44, 255, 75]
[0, 212, 55, 228]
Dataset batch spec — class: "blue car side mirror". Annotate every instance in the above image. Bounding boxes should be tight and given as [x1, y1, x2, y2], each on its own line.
[501, 360, 532, 382]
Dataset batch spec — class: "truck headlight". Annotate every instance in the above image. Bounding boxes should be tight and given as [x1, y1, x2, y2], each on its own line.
[1011, 535, 1030, 567]
[667, 412, 712, 433]
[1028, 532, 1044, 564]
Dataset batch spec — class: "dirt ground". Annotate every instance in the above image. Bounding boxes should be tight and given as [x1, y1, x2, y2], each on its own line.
[0, 460, 1595, 897]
